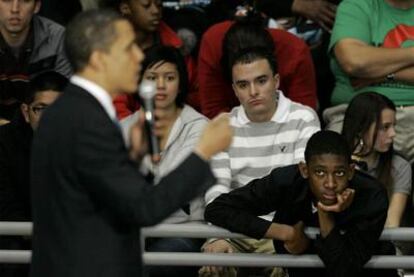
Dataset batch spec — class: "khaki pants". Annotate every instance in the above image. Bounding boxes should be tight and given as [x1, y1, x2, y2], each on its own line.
[199, 238, 285, 277]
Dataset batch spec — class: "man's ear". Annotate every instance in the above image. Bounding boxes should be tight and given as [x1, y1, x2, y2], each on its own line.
[348, 163, 355, 181]
[89, 50, 105, 71]
[232, 83, 241, 100]
[273, 73, 280, 90]
[298, 161, 309, 179]
[21, 103, 30, 124]
[34, 0, 41, 14]
[120, 2, 132, 16]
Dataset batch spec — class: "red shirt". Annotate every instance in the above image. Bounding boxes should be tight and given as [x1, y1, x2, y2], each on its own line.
[198, 21, 317, 119]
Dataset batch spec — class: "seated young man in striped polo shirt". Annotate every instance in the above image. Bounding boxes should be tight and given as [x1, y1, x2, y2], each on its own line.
[199, 46, 320, 277]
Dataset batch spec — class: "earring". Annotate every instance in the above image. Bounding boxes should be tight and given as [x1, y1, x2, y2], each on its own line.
[354, 138, 364, 155]
[358, 138, 364, 148]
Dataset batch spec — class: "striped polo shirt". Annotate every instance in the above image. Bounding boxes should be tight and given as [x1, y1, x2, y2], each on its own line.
[205, 91, 320, 205]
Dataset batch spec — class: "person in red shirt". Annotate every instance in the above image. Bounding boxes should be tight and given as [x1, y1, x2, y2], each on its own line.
[101, 0, 199, 118]
[198, 14, 318, 119]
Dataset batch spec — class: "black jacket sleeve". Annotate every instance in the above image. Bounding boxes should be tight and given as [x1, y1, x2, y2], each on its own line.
[75, 115, 215, 227]
[313, 184, 388, 277]
[205, 166, 293, 239]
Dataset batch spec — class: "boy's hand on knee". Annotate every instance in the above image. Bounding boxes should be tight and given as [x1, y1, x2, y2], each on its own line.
[199, 239, 235, 276]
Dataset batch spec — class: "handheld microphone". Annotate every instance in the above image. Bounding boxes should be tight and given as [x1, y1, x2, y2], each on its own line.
[139, 80, 160, 158]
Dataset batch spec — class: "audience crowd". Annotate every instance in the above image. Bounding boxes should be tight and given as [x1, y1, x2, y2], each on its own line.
[0, 0, 413, 277]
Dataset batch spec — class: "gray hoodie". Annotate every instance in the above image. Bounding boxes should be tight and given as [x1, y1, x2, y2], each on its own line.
[120, 105, 209, 223]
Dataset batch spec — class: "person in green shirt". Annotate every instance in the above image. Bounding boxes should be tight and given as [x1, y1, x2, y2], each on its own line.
[325, 0, 414, 163]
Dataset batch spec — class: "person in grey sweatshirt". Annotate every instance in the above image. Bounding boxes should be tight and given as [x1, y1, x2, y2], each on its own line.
[120, 45, 208, 277]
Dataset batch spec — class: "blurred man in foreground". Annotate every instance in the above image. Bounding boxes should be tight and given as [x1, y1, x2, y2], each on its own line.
[30, 9, 233, 277]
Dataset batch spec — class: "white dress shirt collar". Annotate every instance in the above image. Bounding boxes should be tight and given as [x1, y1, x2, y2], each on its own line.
[70, 75, 117, 122]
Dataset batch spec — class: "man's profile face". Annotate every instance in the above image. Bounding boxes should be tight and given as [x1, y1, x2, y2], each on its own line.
[232, 58, 279, 122]
[0, 0, 40, 38]
[21, 89, 60, 130]
[299, 154, 354, 206]
[101, 20, 144, 94]
[120, 0, 162, 34]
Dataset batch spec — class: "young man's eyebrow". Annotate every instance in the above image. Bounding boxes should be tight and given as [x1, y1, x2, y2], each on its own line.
[234, 80, 248, 84]
[234, 74, 268, 83]
[255, 74, 268, 80]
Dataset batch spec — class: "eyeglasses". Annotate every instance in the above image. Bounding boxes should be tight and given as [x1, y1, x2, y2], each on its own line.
[30, 105, 48, 115]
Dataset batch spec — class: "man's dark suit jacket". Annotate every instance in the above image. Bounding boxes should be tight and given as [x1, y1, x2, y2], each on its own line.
[30, 83, 215, 277]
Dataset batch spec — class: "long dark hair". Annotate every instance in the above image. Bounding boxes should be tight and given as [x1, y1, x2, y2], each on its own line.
[342, 92, 396, 190]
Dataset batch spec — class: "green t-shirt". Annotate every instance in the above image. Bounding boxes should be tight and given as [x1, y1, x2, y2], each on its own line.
[329, 0, 414, 106]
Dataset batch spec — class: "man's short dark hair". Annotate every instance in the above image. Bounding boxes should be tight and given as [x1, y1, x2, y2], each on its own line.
[222, 14, 277, 81]
[65, 9, 124, 72]
[229, 47, 277, 81]
[24, 71, 68, 104]
[304, 130, 352, 164]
